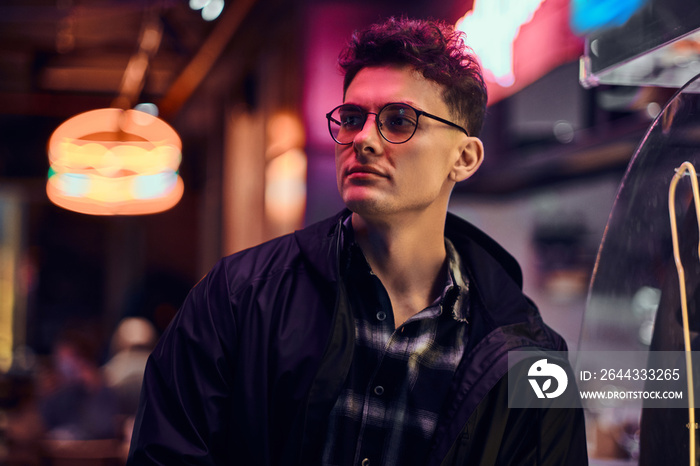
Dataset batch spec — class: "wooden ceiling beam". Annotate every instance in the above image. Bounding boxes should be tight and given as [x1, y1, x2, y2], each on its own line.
[158, 0, 258, 119]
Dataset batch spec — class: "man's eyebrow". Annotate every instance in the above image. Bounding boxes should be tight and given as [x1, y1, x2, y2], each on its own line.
[340, 101, 370, 109]
[341, 100, 421, 110]
[339, 102, 366, 109]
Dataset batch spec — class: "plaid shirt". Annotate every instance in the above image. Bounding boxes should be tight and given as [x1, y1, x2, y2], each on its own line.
[322, 223, 470, 466]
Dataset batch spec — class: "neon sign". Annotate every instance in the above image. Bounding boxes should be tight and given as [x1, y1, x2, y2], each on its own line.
[47, 108, 184, 215]
[456, 0, 546, 87]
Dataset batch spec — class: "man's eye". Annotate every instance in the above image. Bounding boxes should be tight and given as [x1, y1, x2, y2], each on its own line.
[381, 106, 417, 130]
[384, 112, 416, 130]
[386, 116, 414, 127]
[340, 114, 363, 128]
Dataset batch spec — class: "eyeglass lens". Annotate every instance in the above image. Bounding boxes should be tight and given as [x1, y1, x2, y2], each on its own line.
[329, 104, 418, 144]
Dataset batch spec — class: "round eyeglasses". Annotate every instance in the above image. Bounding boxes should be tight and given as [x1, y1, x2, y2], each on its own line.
[325, 102, 469, 145]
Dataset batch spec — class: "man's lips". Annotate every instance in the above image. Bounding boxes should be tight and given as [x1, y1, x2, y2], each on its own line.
[345, 166, 388, 178]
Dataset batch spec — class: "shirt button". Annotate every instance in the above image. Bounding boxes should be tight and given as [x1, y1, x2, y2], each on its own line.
[376, 311, 387, 321]
[362, 459, 370, 466]
[374, 385, 384, 396]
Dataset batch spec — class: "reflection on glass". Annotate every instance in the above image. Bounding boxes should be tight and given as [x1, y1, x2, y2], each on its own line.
[580, 72, 700, 463]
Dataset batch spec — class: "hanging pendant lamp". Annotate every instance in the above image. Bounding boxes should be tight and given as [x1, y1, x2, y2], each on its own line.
[46, 108, 183, 215]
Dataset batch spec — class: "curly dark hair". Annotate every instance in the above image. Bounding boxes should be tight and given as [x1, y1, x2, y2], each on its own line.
[338, 17, 487, 138]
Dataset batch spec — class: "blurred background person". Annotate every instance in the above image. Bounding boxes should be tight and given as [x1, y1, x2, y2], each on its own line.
[38, 327, 119, 441]
[102, 317, 157, 419]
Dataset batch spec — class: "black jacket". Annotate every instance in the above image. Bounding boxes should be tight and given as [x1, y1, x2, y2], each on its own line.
[128, 210, 587, 465]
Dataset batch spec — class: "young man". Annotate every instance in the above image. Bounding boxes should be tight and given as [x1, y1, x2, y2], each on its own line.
[128, 17, 587, 465]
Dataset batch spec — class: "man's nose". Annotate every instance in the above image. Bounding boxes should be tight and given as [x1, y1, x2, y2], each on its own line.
[353, 113, 381, 146]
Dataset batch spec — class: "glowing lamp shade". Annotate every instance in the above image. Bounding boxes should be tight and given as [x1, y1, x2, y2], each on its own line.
[47, 108, 184, 215]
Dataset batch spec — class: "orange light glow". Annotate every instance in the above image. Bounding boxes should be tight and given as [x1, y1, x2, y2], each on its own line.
[46, 108, 183, 215]
[265, 112, 307, 237]
[265, 148, 307, 233]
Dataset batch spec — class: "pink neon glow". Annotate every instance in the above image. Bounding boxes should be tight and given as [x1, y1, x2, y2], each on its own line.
[456, 0, 583, 104]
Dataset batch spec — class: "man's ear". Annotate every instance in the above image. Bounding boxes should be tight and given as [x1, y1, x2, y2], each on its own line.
[450, 137, 484, 182]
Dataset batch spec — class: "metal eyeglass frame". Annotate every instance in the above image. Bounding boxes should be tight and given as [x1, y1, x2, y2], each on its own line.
[325, 102, 469, 145]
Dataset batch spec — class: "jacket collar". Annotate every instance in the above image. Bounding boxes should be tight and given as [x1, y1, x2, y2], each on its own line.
[292, 209, 351, 287]
[445, 212, 522, 287]
[444, 212, 536, 329]
[294, 209, 533, 327]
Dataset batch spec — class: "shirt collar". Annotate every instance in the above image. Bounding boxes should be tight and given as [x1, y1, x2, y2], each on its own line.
[444, 237, 470, 323]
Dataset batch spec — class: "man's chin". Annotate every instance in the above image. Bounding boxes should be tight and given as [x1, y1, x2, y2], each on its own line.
[343, 196, 384, 215]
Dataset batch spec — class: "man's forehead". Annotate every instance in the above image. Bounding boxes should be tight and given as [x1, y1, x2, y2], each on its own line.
[343, 65, 446, 108]
[344, 64, 424, 89]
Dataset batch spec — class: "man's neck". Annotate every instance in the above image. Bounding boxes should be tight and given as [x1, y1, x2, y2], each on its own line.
[351, 211, 449, 328]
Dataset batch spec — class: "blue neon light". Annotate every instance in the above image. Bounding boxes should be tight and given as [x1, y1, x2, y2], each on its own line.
[571, 0, 649, 35]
